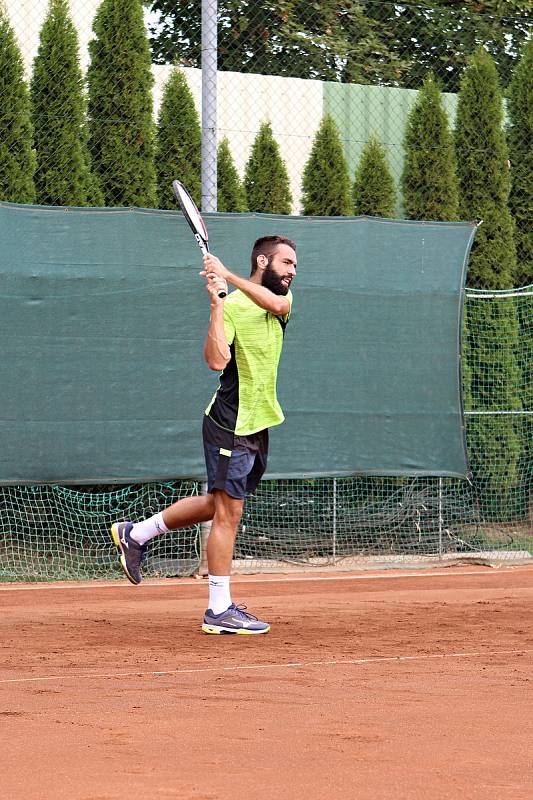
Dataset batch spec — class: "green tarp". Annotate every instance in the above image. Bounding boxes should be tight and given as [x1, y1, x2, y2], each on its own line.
[0, 202, 476, 484]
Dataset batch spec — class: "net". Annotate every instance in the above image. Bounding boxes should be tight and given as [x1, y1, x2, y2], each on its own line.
[0, 289, 531, 581]
[0, 481, 200, 581]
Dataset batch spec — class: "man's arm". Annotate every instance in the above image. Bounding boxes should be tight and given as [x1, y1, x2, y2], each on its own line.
[201, 254, 290, 317]
[203, 275, 231, 371]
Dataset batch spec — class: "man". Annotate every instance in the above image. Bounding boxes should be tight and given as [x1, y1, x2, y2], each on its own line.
[111, 235, 297, 635]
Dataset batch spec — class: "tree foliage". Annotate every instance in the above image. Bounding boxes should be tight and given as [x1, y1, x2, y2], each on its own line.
[155, 67, 201, 209]
[0, 6, 35, 203]
[217, 137, 247, 212]
[87, 0, 156, 207]
[353, 134, 396, 217]
[455, 47, 515, 289]
[148, 1, 532, 90]
[244, 122, 292, 214]
[31, 0, 101, 206]
[457, 48, 522, 518]
[401, 73, 458, 220]
[507, 38, 533, 288]
[301, 115, 352, 216]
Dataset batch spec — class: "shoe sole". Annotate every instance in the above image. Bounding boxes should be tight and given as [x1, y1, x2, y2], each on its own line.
[111, 523, 141, 586]
[201, 623, 270, 635]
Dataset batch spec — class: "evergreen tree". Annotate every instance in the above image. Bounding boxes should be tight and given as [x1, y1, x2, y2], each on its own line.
[87, 0, 156, 207]
[217, 137, 247, 212]
[155, 67, 201, 209]
[401, 74, 458, 221]
[507, 40, 533, 513]
[456, 48, 522, 518]
[353, 134, 396, 217]
[0, 6, 35, 202]
[455, 47, 516, 289]
[507, 39, 533, 288]
[31, 0, 101, 206]
[244, 122, 292, 215]
[301, 115, 351, 216]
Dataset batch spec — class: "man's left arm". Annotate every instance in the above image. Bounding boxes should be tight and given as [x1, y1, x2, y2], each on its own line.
[201, 255, 290, 317]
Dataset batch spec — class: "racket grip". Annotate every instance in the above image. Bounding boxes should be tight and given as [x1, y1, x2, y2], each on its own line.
[218, 287, 227, 299]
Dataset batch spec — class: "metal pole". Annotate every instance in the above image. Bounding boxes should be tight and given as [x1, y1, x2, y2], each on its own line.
[201, 0, 217, 212]
[332, 478, 337, 563]
[438, 478, 443, 558]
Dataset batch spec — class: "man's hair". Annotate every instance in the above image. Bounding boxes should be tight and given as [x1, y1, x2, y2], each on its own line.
[250, 235, 296, 275]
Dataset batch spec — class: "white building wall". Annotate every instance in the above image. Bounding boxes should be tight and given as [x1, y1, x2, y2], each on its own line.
[154, 66, 323, 214]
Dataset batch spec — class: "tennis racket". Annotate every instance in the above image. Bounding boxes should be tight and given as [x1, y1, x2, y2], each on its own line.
[172, 179, 227, 299]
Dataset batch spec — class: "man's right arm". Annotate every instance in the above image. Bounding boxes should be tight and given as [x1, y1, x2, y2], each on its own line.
[203, 277, 231, 371]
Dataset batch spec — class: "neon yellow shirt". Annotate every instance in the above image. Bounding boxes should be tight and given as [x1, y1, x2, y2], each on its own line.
[205, 289, 292, 435]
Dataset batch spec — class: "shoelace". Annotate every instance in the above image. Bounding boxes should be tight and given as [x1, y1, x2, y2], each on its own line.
[230, 603, 258, 621]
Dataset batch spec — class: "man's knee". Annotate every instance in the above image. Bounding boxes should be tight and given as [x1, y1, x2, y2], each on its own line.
[213, 491, 244, 528]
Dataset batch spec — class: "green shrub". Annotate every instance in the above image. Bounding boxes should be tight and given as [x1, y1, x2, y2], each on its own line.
[353, 134, 396, 217]
[244, 122, 292, 215]
[87, 0, 156, 207]
[401, 74, 458, 220]
[302, 114, 352, 216]
[0, 7, 35, 202]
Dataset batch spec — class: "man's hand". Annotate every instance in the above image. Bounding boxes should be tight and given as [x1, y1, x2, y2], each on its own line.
[201, 253, 230, 281]
[205, 272, 228, 306]
[201, 253, 229, 304]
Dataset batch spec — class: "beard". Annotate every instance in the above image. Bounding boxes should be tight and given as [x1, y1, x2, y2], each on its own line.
[261, 260, 290, 296]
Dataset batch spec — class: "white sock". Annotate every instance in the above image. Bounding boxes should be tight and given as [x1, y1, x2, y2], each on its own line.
[130, 512, 169, 546]
[208, 575, 232, 615]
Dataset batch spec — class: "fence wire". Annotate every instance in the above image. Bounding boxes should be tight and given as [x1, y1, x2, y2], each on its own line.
[0, 1, 531, 578]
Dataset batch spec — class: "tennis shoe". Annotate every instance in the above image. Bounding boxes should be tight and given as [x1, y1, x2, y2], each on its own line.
[202, 603, 270, 635]
[111, 521, 147, 585]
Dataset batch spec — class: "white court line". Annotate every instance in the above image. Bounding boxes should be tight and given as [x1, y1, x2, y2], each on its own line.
[2, 567, 531, 592]
[1, 648, 531, 686]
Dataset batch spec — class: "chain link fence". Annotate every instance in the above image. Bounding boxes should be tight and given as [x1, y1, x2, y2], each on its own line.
[0, 0, 531, 578]
[0, 2, 530, 223]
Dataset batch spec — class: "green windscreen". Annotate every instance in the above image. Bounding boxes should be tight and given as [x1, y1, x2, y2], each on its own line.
[0, 203, 476, 484]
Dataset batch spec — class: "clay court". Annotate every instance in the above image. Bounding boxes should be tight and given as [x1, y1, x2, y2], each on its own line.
[1, 564, 532, 800]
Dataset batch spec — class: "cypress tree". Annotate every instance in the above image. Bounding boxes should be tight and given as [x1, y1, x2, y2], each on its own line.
[301, 114, 352, 216]
[401, 74, 458, 221]
[31, 0, 101, 206]
[217, 137, 247, 212]
[507, 39, 533, 288]
[155, 67, 201, 210]
[455, 47, 515, 289]
[244, 122, 292, 215]
[507, 40, 533, 513]
[87, 0, 156, 207]
[456, 48, 522, 518]
[0, 6, 35, 202]
[353, 134, 396, 217]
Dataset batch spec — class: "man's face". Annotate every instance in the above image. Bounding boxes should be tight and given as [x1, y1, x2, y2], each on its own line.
[261, 243, 297, 296]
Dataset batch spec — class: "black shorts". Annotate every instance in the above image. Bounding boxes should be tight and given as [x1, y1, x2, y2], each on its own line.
[202, 415, 269, 500]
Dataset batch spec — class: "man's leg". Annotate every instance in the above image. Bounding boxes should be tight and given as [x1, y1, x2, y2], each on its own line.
[202, 489, 270, 635]
[206, 490, 243, 575]
[111, 493, 215, 585]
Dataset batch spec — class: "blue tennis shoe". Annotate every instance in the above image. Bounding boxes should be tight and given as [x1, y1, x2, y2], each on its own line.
[202, 603, 270, 635]
[111, 521, 147, 585]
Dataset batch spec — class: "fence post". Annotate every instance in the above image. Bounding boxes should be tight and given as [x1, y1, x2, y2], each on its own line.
[201, 0, 217, 212]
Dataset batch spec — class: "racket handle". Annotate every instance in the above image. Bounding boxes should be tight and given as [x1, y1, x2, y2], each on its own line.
[202, 240, 226, 298]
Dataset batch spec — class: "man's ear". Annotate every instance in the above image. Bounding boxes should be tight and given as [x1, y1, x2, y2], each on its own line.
[256, 254, 268, 270]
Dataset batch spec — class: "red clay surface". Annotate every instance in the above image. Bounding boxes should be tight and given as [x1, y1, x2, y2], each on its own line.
[1, 565, 532, 800]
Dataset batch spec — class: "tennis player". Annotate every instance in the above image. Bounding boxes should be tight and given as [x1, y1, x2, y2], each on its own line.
[111, 235, 297, 634]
